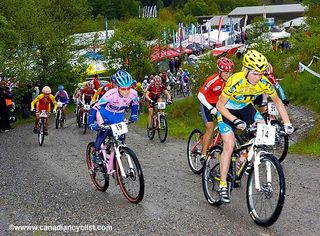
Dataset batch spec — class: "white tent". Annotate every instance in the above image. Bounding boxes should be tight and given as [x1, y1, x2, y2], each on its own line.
[283, 17, 306, 28]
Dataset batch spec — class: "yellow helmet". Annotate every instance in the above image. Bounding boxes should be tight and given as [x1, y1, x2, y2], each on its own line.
[137, 82, 142, 87]
[242, 50, 268, 72]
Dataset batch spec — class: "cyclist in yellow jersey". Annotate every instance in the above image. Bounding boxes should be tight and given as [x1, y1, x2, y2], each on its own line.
[216, 50, 294, 203]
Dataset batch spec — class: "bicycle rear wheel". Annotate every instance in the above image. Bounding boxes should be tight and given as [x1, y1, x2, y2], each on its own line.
[86, 142, 109, 191]
[147, 120, 155, 140]
[158, 115, 168, 143]
[202, 146, 223, 206]
[38, 121, 45, 146]
[269, 120, 289, 162]
[246, 153, 285, 227]
[116, 146, 144, 204]
[187, 129, 204, 174]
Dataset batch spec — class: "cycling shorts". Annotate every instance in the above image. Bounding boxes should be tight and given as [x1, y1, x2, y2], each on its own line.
[217, 103, 264, 134]
[200, 103, 216, 124]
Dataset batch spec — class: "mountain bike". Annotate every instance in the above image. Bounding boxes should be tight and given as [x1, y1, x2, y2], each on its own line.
[260, 102, 289, 162]
[147, 101, 168, 143]
[55, 102, 65, 129]
[80, 104, 90, 134]
[37, 110, 48, 146]
[86, 121, 144, 203]
[187, 125, 221, 174]
[202, 124, 285, 227]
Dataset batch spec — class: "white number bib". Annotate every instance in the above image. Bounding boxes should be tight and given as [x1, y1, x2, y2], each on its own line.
[268, 102, 279, 116]
[256, 123, 276, 145]
[57, 102, 63, 108]
[110, 122, 128, 137]
[83, 104, 90, 110]
[39, 110, 48, 118]
[157, 102, 166, 109]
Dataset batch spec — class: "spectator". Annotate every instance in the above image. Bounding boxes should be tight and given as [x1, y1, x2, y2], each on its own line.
[22, 84, 33, 118]
[168, 58, 174, 74]
[92, 74, 100, 90]
[0, 87, 10, 132]
[174, 57, 180, 74]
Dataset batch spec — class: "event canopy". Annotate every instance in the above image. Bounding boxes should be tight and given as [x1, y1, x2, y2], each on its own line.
[86, 60, 107, 75]
[150, 46, 180, 62]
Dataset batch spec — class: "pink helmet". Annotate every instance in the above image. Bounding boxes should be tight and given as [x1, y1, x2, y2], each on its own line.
[86, 81, 94, 88]
[217, 57, 234, 72]
[266, 63, 273, 75]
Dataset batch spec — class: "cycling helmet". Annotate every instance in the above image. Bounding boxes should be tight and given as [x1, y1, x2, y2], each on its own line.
[86, 81, 94, 89]
[137, 82, 142, 87]
[77, 82, 83, 88]
[217, 57, 234, 72]
[58, 85, 64, 91]
[114, 70, 133, 87]
[154, 75, 162, 85]
[143, 79, 147, 84]
[42, 86, 51, 94]
[242, 50, 268, 72]
[266, 63, 273, 75]
[144, 75, 148, 79]
[132, 80, 137, 85]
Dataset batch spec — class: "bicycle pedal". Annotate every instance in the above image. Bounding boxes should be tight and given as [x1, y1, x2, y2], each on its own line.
[234, 180, 241, 188]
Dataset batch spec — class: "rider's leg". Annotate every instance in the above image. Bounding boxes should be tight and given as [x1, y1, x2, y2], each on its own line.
[147, 107, 154, 129]
[62, 105, 67, 119]
[201, 121, 214, 156]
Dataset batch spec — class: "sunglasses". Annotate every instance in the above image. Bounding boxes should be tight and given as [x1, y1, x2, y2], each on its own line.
[250, 71, 264, 76]
[119, 87, 131, 91]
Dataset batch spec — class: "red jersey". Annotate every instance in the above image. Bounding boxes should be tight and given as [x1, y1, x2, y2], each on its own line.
[146, 83, 166, 99]
[80, 87, 95, 100]
[199, 73, 225, 104]
[100, 83, 114, 97]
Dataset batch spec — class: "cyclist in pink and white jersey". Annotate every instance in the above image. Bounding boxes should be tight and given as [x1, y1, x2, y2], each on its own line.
[88, 70, 139, 159]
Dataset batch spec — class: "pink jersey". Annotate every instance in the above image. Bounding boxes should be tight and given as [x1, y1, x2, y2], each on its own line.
[94, 88, 138, 113]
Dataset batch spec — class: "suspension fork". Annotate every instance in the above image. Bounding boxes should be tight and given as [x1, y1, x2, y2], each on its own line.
[114, 144, 134, 178]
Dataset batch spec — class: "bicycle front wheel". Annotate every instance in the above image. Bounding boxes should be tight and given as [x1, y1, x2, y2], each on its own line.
[187, 129, 204, 174]
[86, 142, 109, 191]
[116, 146, 144, 204]
[202, 146, 223, 207]
[38, 121, 45, 146]
[246, 154, 285, 227]
[55, 110, 60, 129]
[82, 113, 87, 134]
[158, 115, 168, 143]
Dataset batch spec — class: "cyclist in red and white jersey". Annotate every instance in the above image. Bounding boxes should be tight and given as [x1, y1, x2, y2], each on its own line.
[197, 57, 234, 161]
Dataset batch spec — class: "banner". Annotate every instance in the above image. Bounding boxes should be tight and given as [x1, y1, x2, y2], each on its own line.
[298, 62, 320, 78]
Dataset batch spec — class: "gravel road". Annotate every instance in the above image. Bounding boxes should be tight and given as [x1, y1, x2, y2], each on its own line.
[0, 105, 319, 235]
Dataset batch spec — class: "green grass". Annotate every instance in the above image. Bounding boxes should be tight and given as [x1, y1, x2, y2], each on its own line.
[136, 96, 205, 140]
[289, 117, 320, 157]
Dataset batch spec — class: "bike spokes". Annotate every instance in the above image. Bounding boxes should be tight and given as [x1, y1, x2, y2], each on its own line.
[85, 142, 109, 191]
[116, 147, 144, 203]
[246, 154, 285, 227]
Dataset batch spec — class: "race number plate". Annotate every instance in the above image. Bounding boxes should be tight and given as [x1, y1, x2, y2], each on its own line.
[39, 110, 47, 118]
[57, 102, 63, 108]
[83, 104, 90, 110]
[110, 122, 128, 136]
[157, 102, 166, 109]
[256, 123, 276, 145]
[268, 102, 279, 116]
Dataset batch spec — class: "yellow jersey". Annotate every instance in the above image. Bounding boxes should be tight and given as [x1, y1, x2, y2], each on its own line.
[221, 71, 276, 109]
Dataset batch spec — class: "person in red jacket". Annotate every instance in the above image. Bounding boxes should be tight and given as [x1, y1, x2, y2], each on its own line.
[92, 74, 100, 90]
[197, 57, 234, 161]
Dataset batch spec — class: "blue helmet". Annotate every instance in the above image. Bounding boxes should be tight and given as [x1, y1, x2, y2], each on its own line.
[58, 85, 64, 91]
[114, 70, 133, 87]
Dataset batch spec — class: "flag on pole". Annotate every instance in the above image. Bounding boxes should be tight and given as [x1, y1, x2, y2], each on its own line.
[217, 16, 224, 44]
[243, 14, 248, 30]
[105, 16, 108, 42]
